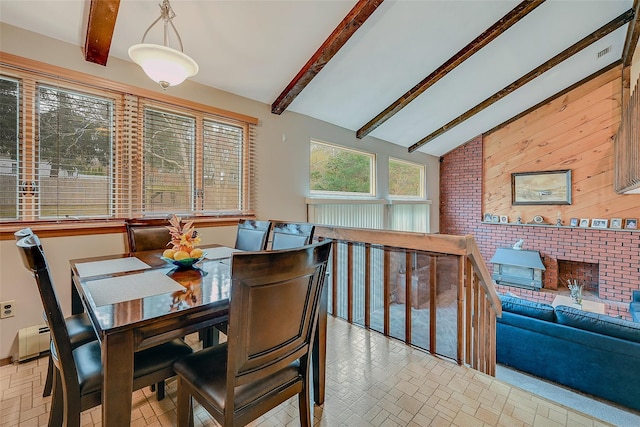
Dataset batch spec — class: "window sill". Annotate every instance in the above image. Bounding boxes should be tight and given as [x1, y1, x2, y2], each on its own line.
[0, 216, 247, 240]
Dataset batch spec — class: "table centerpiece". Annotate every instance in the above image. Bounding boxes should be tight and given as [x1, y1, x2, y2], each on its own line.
[161, 214, 204, 269]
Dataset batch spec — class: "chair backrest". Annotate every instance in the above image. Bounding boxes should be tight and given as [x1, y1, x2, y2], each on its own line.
[234, 219, 272, 251]
[16, 234, 80, 402]
[226, 240, 332, 400]
[126, 223, 171, 252]
[270, 221, 315, 250]
[14, 228, 33, 241]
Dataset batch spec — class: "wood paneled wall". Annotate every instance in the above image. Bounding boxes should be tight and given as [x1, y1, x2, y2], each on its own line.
[483, 65, 639, 224]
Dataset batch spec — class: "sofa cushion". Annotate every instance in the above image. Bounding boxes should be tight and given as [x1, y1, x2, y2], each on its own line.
[630, 301, 640, 323]
[555, 305, 640, 344]
[500, 295, 556, 322]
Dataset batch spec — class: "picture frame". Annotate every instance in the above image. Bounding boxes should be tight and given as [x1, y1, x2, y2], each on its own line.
[483, 213, 492, 222]
[491, 214, 500, 223]
[625, 218, 638, 230]
[610, 218, 623, 229]
[511, 170, 572, 205]
[499, 215, 508, 224]
[591, 218, 608, 229]
[579, 218, 590, 228]
[569, 218, 579, 227]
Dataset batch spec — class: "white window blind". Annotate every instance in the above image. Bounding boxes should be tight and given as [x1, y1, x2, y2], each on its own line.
[143, 108, 195, 215]
[0, 77, 19, 220]
[37, 84, 114, 219]
[202, 119, 245, 213]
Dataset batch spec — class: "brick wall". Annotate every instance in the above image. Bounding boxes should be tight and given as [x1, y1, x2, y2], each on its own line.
[440, 137, 640, 319]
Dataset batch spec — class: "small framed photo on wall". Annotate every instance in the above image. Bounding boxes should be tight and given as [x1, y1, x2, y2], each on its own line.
[483, 213, 492, 222]
[569, 218, 579, 227]
[625, 218, 638, 230]
[610, 218, 623, 229]
[499, 215, 508, 224]
[579, 218, 590, 228]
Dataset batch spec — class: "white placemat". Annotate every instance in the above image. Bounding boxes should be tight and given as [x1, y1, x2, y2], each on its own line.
[85, 271, 184, 306]
[204, 246, 242, 260]
[75, 257, 151, 278]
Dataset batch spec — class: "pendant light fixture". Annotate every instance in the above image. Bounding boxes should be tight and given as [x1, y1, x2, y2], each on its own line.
[128, 0, 198, 89]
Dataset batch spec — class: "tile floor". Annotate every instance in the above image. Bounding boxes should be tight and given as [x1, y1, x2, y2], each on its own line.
[0, 316, 621, 426]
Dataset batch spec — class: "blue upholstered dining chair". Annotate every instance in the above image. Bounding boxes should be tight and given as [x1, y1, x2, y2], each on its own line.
[234, 219, 272, 251]
[270, 221, 315, 250]
[16, 233, 193, 427]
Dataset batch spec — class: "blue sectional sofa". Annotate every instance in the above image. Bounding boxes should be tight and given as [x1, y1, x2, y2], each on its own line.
[496, 295, 640, 412]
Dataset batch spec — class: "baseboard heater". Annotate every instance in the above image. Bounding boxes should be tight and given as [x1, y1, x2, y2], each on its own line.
[18, 324, 50, 362]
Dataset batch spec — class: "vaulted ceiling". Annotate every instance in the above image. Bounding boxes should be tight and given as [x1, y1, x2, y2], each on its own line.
[1, 0, 638, 157]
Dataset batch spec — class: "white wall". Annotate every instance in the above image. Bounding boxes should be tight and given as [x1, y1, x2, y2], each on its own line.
[0, 23, 440, 360]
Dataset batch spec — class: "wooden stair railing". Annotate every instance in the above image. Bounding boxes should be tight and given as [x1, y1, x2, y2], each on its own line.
[314, 225, 501, 376]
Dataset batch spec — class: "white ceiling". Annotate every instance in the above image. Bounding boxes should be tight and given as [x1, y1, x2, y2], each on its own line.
[0, 0, 633, 157]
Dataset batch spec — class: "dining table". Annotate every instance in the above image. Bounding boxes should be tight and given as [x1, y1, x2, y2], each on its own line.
[70, 244, 327, 427]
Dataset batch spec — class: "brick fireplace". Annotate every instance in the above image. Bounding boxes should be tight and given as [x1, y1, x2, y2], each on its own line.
[558, 260, 599, 293]
[440, 136, 640, 319]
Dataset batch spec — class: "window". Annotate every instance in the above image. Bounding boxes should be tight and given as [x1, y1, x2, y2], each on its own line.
[143, 108, 195, 215]
[388, 157, 424, 198]
[202, 119, 244, 212]
[0, 57, 257, 223]
[37, 85, 114, 219]
[0, 77, 19, 220]
[310, 140, 375, 196]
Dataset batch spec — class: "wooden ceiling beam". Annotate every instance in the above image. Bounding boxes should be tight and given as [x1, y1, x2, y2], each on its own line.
[356, 0, 546, 139]
[409, 8, 634, 153]
[622, 0, 639, 67]
[271, 0, 384, 115]
[84, 0, 121, 66]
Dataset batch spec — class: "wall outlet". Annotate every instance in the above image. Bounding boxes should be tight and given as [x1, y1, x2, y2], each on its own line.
[1, 300, 15, 318]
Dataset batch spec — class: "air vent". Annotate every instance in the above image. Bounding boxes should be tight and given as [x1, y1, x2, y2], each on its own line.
[597, 46, 611, 58]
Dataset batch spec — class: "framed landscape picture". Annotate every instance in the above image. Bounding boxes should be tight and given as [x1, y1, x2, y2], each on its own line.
[512, 170, 571, 205]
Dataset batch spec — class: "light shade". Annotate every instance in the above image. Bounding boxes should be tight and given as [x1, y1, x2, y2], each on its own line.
[129, 44, 199, 89]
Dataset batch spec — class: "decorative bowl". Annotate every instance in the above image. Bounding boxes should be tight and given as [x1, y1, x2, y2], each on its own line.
[161, 255, 206, 269]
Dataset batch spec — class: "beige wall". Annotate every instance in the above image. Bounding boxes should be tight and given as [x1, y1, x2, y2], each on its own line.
[0, 23, 440, 360]
[632, 42, 640, 95]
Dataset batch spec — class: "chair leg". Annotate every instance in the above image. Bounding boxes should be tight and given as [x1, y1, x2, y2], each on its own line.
[176, 377, 194, 427]
[199, 327, 221, 348]
[43, 355, 53, 397]
[48, 368, 63, 427]
[156, 381, 165, 400]
[298, 384, 311, 427]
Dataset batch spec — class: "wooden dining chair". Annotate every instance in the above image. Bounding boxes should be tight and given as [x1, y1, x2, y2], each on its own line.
[234, 219, 272, 251]
[174, 240, 332, 427]
[13, 228, 97, 398]
[16, 233, 194, 427]
[125, 222, 171, 252]
[270, 221, 315, 250]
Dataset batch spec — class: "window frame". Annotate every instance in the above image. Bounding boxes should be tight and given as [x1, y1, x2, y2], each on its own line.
[388, 156, 426, 200]
[309, 140, 377, 198]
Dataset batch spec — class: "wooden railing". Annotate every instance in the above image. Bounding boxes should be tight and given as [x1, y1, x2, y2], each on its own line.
[315, 225, 501, 376]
